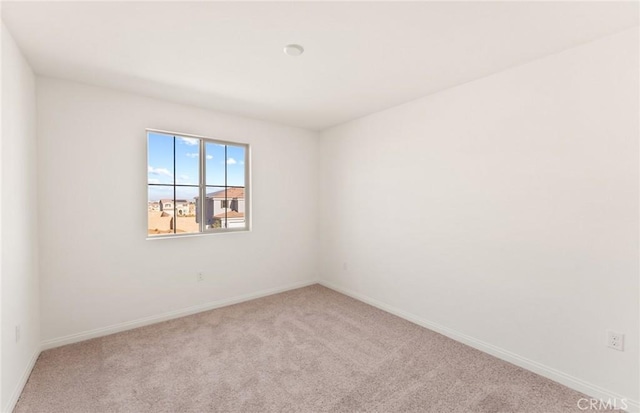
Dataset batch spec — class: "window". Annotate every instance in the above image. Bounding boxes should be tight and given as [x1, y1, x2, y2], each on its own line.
[147, 130, 249, 237]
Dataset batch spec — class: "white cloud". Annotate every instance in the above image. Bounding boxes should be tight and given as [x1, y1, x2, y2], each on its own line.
[177, 174, 194, 184]
[186, 152, 199, 158]
[240, 160, 245, 165]
[148, 178, 160, 184]
[179, 137, 199, 146]
[227, 158, 237, 165]
[148, 166, 173, 178]
[206, 155, 213, 160]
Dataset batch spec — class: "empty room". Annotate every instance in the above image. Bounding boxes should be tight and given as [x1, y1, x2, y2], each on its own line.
[1, 1, 638, 412]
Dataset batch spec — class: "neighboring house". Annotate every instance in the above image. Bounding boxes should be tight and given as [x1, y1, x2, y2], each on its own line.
[159, 199, 190, 216]
[195, 187, 245, 228]
[213, 209, 245, 228]
[148, 201, 160, 211]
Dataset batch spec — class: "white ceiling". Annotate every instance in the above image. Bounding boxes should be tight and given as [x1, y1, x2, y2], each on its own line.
[2, 2, 638, 131]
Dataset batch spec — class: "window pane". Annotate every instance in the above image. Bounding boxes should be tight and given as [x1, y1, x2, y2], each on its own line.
[148, 185, 175, 236]
[175, 136, 199, 185]
[204, 186, 226, 229]
[205, 186, 246, 230]
[226, 187, 246, 229]
[205, 142, 226, 186]
[227, 145, 245, 187]
[175, 186, 199, 234]
[148, 132, 174, 185]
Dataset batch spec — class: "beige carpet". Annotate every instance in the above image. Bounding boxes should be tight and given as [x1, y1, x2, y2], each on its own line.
[16, 285, 590, 412]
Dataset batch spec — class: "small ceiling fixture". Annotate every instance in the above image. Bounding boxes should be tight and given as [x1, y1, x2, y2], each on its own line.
[284, 44, 304, 57]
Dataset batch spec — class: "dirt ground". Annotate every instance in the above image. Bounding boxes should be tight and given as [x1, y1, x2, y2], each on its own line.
[148, 215, 199, 235]
[176, 216, 199, 233]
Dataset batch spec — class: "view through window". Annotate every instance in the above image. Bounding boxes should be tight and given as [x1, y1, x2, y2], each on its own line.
[147, 130, 248, 236]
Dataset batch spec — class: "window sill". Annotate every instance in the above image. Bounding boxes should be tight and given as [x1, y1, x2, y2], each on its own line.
[146, 228, 251, 240]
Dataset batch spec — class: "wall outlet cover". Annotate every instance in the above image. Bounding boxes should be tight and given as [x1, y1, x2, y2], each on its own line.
[607, 331, 624, 351]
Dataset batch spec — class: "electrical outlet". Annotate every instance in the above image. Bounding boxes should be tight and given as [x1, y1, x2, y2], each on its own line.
[15, 325, 20, 343]
[607, 331, 624, 351]
[197, 272, 204, 282]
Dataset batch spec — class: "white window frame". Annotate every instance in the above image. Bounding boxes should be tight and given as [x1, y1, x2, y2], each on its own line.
[146, 128, 251, 239]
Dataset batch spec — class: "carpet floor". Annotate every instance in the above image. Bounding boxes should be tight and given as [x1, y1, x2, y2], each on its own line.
[15, 285, 589, 412]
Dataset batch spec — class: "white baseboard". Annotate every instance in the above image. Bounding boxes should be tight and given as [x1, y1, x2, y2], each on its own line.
[3, 349, 40, 413]
[41, 279, 318, 351]
[319, 280, 639, 413]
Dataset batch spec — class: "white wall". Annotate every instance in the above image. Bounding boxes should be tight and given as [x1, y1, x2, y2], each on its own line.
[1, 23, 40, 412]
[37, 78, 319, 344]
[319, 27, 639, 404]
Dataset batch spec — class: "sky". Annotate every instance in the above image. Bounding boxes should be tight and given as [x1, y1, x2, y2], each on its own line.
[147, 132, 246, 202]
